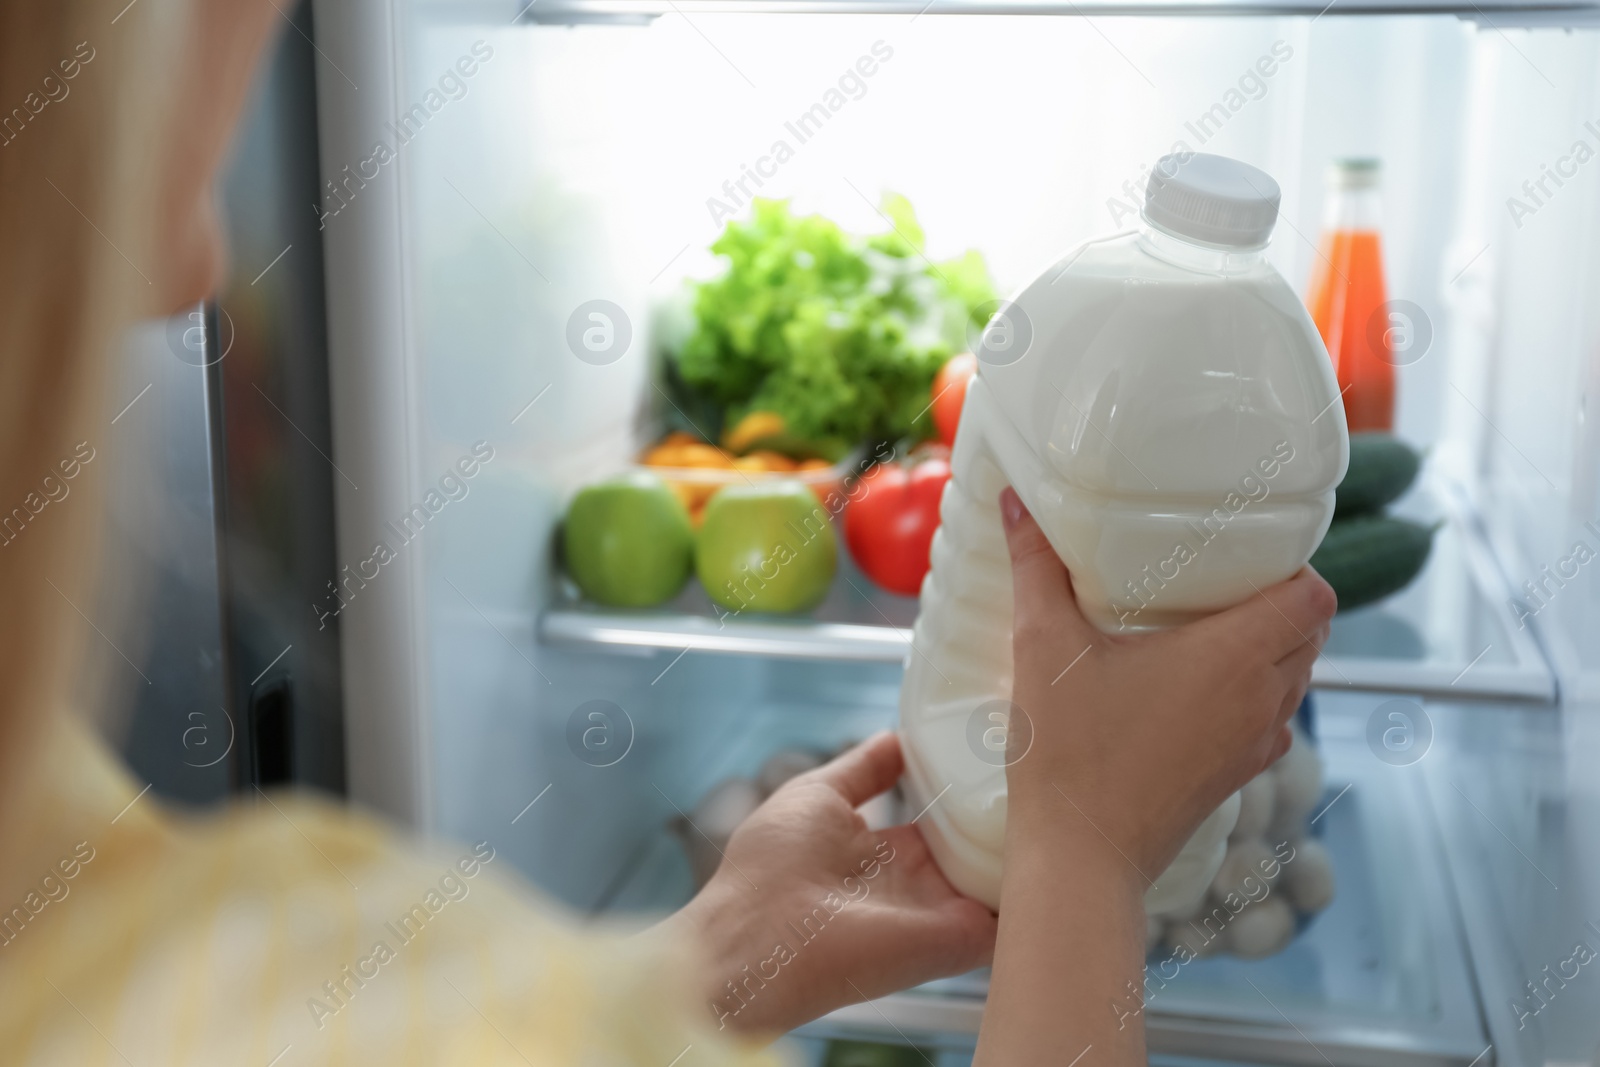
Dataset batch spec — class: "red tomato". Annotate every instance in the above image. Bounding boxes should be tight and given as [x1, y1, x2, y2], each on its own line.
[931, 352, 977, 447]
[844, 458, 952, 597]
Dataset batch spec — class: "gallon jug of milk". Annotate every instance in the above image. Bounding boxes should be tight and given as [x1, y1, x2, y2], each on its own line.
[899, 152, 1348, 915]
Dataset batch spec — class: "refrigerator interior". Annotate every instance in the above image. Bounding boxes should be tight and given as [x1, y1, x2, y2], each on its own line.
[312, 2, 1600, 1063]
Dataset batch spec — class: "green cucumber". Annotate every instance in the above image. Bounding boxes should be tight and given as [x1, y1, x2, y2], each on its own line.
[1309, 515, 1437, 612]
[1335, 433, 1422, 518]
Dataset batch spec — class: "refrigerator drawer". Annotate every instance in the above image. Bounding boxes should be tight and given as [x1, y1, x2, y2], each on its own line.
[795, 691, 1491, 1067]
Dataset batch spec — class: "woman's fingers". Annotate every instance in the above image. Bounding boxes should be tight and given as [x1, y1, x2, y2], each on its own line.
[1198, 567, 1337, 663]
[998, 488, 1095, 651]
[1274, 639, 1321, 692]
[1274, 663, 1311, 722]
[1266, 725, 1294, 766]
[1275, 620, 1330, 668]
[805, 730, 905, 808]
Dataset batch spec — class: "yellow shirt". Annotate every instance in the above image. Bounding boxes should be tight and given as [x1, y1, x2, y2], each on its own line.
[0, 717, 778, 1067]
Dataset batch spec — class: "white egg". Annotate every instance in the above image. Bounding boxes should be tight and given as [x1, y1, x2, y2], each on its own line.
[1281, 837, 1336, 914]
[757, 749, 823, 797]
[1225, 896, 1296, 959]
[1210, 838, 1279, 901]
[1269, 728, 1324, 842]
[1147, 792, 1240, 917]
[1166, 885, 1211, 924]
[1231, 773, 1277, 841]
[1164, 917, 1223, 960]
[674, 776, 763, 887]
[693, 776, 763, 840]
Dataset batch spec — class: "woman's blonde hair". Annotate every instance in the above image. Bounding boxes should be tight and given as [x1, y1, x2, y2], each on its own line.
[0, 2, 186, 796]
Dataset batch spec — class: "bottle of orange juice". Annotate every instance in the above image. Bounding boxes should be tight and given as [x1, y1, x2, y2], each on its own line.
[1306, 159, 1395, 432]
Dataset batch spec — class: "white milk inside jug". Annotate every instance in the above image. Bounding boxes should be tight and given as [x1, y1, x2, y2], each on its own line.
[899, 153, 1348, 915]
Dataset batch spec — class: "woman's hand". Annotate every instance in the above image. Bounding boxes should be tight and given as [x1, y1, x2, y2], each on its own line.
[977, 488, 1335, 1067]
[1001, 486, 1335, 882]
[664, 732, 998, 1037]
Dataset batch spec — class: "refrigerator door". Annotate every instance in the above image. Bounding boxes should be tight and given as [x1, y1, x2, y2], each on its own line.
[211, 0, 347, 797]
[100, 1, 343, 805]
[312, 0, 442, 827]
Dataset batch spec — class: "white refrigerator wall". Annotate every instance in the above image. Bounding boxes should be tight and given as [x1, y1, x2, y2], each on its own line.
[1425, 27, 1600, 1067]
[1443, 28, 1600, 689]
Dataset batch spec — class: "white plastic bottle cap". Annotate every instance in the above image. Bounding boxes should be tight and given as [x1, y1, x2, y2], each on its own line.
[1142, 152, 1282, 251]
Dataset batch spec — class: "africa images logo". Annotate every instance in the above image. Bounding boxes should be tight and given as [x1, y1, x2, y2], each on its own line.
[313, 442, 494, 629]
[316, 41, 495, 229]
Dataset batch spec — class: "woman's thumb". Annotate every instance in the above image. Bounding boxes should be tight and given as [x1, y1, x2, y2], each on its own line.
[999, 487, 1092, 643]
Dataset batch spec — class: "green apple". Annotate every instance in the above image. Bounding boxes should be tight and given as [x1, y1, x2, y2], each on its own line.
[822, 1040, 931, 1067]
[696, 480, 837, 613]
[563, 472, 693, 607]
